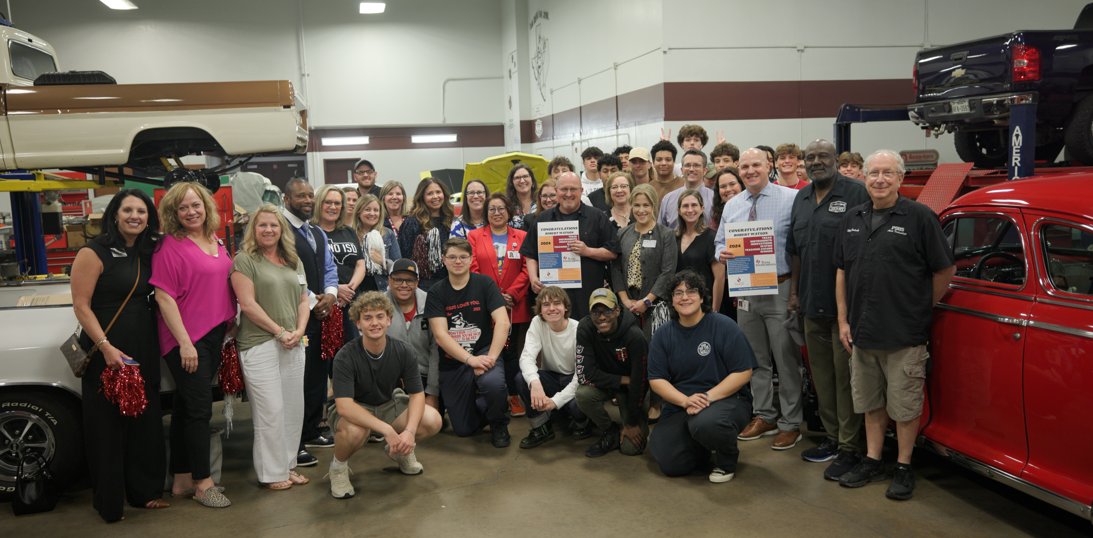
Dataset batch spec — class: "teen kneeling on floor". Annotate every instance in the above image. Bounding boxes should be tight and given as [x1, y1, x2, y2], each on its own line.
[327, 292, 442, 499]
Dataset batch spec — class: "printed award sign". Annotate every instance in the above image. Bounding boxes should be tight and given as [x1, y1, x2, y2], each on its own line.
[537, 220, 582, 288]
[723, 220, 778, 297]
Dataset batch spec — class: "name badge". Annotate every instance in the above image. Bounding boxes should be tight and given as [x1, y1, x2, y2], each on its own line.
[737, 299, 751, 312]
[298, 274, 307, 285]
[109, 248, 128, 258]
[642, 239, 657, 248]
[506, 251, 521, 259]
[829, 201, 847, 213]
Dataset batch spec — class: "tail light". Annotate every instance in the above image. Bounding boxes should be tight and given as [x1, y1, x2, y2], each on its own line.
[912, 61, 919, 94]
[1012, 44, 1040, 82]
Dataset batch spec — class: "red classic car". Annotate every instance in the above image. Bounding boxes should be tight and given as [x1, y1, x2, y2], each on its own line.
[923, 173, 1093, 522]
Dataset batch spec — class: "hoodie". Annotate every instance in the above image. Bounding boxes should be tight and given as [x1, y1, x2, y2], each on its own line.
[575, 309, 648, 426]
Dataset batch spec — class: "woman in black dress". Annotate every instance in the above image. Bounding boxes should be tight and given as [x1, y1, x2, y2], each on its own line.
[70, 189, 166, 522]
[675, 188, 728, 317]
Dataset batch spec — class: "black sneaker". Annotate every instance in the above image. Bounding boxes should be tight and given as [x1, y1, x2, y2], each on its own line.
[296, 449, 318, 467]
[801, 437, 839, 463]
[491, 424, 511, 448]
[570, 420, 593, 440]
[585, 425, 620, 458]
[305, 434, 335, 448]
[824, 450, 862, 481]
[519, 423, 555, 449]
[886, 463, 915, 500]
[839, 456, 887, 488]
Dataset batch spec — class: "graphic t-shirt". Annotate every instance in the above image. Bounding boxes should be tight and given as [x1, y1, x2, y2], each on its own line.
[425, 273, 506, 371]
[325, 226, 362, 285]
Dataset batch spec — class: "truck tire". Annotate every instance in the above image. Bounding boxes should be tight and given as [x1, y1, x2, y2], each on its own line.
[954, 130, 1007, 168]
[1064, 94, 1093, 164]
[0, 390, 83, 497]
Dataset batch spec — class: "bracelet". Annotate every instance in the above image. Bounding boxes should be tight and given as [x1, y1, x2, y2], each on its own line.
[276, 327, 287, 340]
[92, 336, 108, 351]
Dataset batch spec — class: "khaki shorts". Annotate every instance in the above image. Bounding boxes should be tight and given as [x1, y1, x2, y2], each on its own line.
[330, 388, 410, 433]
[850, 345, 928, 422]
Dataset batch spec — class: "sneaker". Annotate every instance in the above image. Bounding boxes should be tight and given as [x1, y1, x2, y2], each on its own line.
[771, 430, 803, 450]
[570, 421, 593, 440]
[801, 437, 839, 463]
[296, 449, 318, 467]
[327, 465, 354, 499]
[839, 456, 887, 488]
[508, 395, 526, 417]
[824, 450, 862, 481]
[708, 467, 735, 483]
[367, 432, 384, 443]
[585, 424, 620, 458]
[491, 424, 511, 448]
[519, 423, 555, 449]
[738, 417, 778, 441]
[305, 434, 335, 448]
[886, 463, 915, 500]
[384, 445, 424, 475]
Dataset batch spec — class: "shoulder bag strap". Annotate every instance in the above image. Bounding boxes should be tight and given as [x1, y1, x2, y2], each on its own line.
[92, 257, 141, 352]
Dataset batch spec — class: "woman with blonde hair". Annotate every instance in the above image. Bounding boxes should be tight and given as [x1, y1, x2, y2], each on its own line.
[231, 204, 311, 492]
[151, 181, 236, 508]
[352, 193, 401, 292]
[380, 181, 419, 260]
[610, 183, 678, 337]
[408, 177, 454, 290]
[605, 171, 635, 230]
[312, 185, 365, 341]
[520, 178, 557, 232]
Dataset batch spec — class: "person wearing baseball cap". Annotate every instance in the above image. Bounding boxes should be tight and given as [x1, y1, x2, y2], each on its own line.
[384, 259, 440, 411]
[574, 288, 650, 458]
[628, 147, 653, 186]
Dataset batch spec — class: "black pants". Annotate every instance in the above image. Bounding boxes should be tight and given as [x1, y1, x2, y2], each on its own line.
[83, 352, 165, 522]
[515, 370, 585, 428]
[163, 323, 225, 480]
[649, 395, 751, 476]
[503, 322, 529, 397]
[300, 316, 326, 445]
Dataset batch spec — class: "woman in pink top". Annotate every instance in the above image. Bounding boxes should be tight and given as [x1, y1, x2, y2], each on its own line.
[151, 182, 236, 508]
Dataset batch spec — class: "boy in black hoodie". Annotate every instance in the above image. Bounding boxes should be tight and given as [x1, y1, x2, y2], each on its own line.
[574, 288, 649, 457]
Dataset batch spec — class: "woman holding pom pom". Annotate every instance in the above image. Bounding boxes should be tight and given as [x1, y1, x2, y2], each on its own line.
[71, 189, 167, 522]
[152, 182, 237, 508]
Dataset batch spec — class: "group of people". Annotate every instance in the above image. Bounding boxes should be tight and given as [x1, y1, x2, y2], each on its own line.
[71, 124, 953, 521]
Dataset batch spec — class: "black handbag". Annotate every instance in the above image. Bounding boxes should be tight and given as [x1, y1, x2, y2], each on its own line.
[12, 453, 59, 516]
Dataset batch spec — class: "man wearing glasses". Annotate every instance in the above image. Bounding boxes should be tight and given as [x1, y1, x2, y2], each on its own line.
[425, 238, 513, 447]
[648, 271, 756, 483]
[352, 159, 381, 197]
[385, 259, 440, 411]
[659, 149, 715, 228]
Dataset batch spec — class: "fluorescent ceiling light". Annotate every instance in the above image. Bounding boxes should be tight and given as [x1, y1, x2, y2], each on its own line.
[321, 136, 370, 146]
[100, 0, 138, 10]
[359, 2, 386, 14]
[412, 134, 457, 144]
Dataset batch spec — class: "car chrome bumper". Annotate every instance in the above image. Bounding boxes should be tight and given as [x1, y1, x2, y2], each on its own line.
[920, 436, 1092, 523]
[909, 92, 1038, 127]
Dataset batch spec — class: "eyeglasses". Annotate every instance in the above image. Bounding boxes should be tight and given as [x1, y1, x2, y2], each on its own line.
[444, 254, 471, 262]
[353, 170, 376, 176]
[671, 288, 700, 299]
[682, 163, 705, 169]
[589, 308, 617, 319]
[866, 170, 901, 180]
[322, 200, 342, 206]
[487, 207, 508, 214]
[466, 191, 486, 197]
[391, 277, 417, 286]
[513, 174, 532, 181]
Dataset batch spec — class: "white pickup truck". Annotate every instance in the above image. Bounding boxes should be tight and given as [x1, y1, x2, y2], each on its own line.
[0, 23, 307, 176]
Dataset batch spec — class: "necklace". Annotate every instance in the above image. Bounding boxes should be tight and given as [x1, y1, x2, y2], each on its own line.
[363, 344, 385, 361]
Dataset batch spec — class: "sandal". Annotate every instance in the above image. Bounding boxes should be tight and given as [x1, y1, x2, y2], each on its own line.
[288, 470, 310, 485]
[144, 499, 171, 509]
[193, 487, 232, 508]
[263, 480, 293, 491]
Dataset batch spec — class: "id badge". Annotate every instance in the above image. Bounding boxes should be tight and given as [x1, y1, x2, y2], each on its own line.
[642, 239, 657, 248]
[298, 274, 307, 285]
[738, 299, 751, 312]
[507, 251, 521, 259]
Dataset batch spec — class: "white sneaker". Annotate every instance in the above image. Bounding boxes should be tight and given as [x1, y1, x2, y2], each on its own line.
[709, 467, 735, 483]
[385, 445, 424, 475]
[327, 465, 354, 499]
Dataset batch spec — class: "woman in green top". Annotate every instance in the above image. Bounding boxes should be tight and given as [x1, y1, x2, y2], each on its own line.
[230, 204, 312, 491]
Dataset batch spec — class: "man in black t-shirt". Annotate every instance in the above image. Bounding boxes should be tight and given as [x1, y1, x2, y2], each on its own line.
[326, 292, 442, 500]
[426, 238, 513, 448]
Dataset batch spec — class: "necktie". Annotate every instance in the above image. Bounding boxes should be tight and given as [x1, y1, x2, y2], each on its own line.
[299, 224, 316, 250]
[748, 194, 759, 222]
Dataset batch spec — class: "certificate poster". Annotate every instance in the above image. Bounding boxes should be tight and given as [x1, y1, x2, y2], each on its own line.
[723, 220, 779, 297]
[537, 220, 582, 289]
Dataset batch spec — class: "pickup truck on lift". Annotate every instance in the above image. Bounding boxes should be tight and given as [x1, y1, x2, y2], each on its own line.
[908, 3, 1093, 168]
[0, 21, 307, 179]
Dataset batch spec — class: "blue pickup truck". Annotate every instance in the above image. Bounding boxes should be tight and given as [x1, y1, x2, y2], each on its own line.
[909, 3, 1093, 167]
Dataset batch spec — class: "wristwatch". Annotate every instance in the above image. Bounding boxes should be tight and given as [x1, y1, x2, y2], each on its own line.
[643, 298, 652, 308]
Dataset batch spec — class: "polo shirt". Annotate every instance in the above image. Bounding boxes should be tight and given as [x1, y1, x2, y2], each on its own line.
[833, 196, 954, 349]
[786, 175, 869, 318]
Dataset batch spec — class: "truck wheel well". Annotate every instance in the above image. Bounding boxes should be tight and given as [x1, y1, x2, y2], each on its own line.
[128, 127, 224, 172]
[1073, 65, 1093, 98]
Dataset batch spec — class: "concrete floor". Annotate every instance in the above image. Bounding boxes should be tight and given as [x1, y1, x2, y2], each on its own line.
[4, 402, 1090, 537]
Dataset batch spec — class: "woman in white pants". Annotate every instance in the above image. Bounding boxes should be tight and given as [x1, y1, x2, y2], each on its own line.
[230, 204, 311, 490]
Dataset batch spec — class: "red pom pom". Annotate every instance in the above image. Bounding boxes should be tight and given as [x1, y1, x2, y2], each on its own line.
[218, 340, 245, 395]
[99, 364, 148, 417]
[321, 305, 344, 361]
